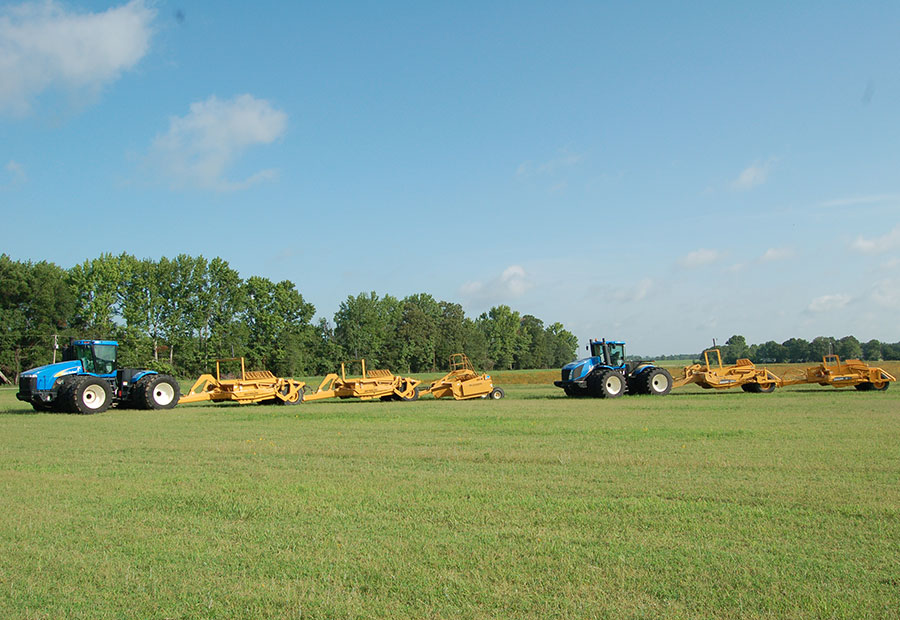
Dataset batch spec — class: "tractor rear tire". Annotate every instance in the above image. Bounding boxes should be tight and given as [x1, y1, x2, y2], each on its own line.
[489, 387, 504, 400]
[588, 370, 625, 399]
[641, 368, 673, 396]
[140, 375, 180, 410]
[70, 377, 113, 414]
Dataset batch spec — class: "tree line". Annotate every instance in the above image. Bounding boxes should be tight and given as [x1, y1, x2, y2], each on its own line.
[0, 253, 578, 380]
[686, 334, 900, 365]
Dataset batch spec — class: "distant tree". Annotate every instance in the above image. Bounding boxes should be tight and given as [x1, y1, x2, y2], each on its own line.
[862, 339, 883, 361]
[809, 336, 836, 360]
[434, 302, 468, 368]
[722, 334, 749, 364]
[882, 342, 900, 360]
[396, 294, 442, 372]
[333, 292, 402, 368]
[546, 322, 578, 366]
[478, 305, 521, 370]
[835, 335, 862, 360]
[757, 340, 788, 363]
[782, 338, 810, 363]
[243, 277, 315, 375]
[515, 315, 547, 369]
[0, 255, 74, 379]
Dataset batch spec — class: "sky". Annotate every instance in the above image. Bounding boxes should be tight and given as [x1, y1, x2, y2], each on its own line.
[2, 1, 899, 356]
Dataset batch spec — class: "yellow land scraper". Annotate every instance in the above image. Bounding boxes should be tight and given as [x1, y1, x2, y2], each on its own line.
[425, 353, 504, 400]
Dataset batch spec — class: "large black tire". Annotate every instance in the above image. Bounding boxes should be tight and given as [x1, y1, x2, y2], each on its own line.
[743, 382, 775, 393]
[756, 382, 776, 393]
[400, 386, 420, 402]
[489, 387, 504, 400]
[140, 375, 180, 410]
[51, 376, 77, 412]
[276, 384, 302, 405]
[563, 385, 586, 397]
[70, 377, 113, 414]
[640, 368, 673, 396]
[587, 370, 625, 399]
[128, 376, 154, 409]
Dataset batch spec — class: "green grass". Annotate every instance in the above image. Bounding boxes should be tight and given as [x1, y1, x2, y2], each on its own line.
[1, 382, 899, 618]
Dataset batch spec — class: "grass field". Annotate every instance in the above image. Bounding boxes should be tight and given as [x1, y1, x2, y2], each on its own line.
[1, 372, 899, 618]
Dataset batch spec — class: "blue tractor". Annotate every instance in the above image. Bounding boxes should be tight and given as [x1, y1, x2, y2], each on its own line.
[16, 340, 181, 414]
[554, 338, 673, 398]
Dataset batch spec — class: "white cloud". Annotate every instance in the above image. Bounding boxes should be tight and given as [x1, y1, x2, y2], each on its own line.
[678, 248, 722, 268]
[148, 94, 288, 191]
[516, 148, 584, 178]
[731, 159, 773, 191]
[760, 247, 794, 262]
[820, 194, 900, 208]
[461, 265, 533, 305]
[611, 278, 653, 303]
[850, 226, 900, 254]
[3, 160, 26, 185]
[807, 294, 851, 313]
[870, 278, 900, 309]
[0, 0, 154, 114]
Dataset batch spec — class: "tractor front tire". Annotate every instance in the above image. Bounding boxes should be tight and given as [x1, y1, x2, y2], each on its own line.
[588, 370, 625, 399]
[140, 375, 180, 410]
[489, 387, 504, 400]
[70, 377, 113, 414]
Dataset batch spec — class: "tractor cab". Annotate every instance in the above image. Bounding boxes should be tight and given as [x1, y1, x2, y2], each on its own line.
[589, 339, 626, 369]
[63, 340, 118, 376]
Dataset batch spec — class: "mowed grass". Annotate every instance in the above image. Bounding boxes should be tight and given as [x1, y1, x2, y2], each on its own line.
[1, 378, 899, 619]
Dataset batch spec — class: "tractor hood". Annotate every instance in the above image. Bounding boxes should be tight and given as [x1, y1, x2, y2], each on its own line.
[561, 356, 603, 383]
[20, 360, 82, 391]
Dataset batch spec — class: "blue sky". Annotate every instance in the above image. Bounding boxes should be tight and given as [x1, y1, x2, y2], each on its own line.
[2, 1, 899, 355]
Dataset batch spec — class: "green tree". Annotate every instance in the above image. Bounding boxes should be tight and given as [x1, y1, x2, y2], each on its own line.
[515, 315, 547, 369]
[243, 277, 315, 375]
[546, 322, 578, 367]
[0, 255, 74, 378]
[809, 336, 836, 360]
[835, 335, 862, 360]
[782, 338, 810, 363]
[434, 302, 468, 368]
[478, 305, 521, 370]
[722, 334, 749, 364]
[333, 292, 401, 368]
[68, 253, 131, 338]
[862, 339, 882, 361]
[757, 340, 788, 363]
[396, 294, 442, 372]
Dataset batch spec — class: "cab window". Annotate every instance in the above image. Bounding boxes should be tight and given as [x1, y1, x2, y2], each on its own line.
[75, 345, 95, 374]
[608, 343, 625, 367]
[94, 344, 117, 375]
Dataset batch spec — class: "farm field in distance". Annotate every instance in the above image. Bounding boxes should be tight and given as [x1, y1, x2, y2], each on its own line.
[1, 368, 899, 618]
